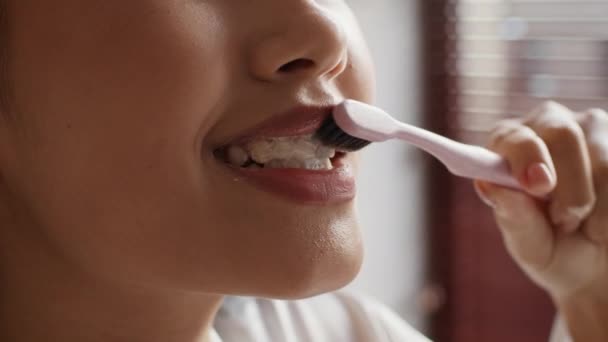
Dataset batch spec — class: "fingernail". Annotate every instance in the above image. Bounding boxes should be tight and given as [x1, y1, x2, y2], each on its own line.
[526, 163, 555, 195]
[475, 181, 497, 209]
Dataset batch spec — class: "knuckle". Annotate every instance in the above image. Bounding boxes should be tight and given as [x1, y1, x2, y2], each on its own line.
[541, 100, 563, 112]
[587, 108, 608, 119]
[539, 121, 584, 146]
[488, 121, 521, 149]
[488, 123, 537, 151]
[511, 134, 544, 154]
[531, 101, 569, 118]
[580, 108, 608, 126]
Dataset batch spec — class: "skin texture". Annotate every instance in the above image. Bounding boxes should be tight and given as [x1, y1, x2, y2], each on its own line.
[0, 0, 606, 341]
[0, 0, 374, 341]
[476, 102, 608, 341]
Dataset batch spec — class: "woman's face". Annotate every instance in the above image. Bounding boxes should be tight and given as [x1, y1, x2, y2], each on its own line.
[0, 0, 375, 298]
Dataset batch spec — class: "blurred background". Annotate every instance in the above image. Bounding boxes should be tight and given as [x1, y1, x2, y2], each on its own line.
[346, 0, 608, 341]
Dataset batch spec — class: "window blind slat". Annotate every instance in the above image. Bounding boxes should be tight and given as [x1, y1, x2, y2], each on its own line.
[457, 2, 608, 18]
[455, 57, 608, 77]
[449, 0, 608, 143]
[458, 75, 608, 97]
[454, 41, 605, 58]
[456, 19, 608, 38]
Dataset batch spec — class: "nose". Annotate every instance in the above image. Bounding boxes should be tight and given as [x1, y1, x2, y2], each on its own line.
[248, 5, 348, 83]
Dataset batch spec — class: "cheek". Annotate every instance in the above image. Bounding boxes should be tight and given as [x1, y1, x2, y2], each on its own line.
[4, 2, 232, 282]
[11, 1, 229, 146]
[9, 2, 226, 198]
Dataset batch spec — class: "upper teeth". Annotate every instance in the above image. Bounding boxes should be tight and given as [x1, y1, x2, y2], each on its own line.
[225, 135, 337, 170]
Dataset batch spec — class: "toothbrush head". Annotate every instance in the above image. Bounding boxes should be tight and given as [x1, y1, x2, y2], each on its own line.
[314, 114, 372, 151]
[314, 100, 396, 151]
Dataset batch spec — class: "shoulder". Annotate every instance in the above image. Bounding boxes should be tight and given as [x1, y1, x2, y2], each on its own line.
[214, 291, 431, 342]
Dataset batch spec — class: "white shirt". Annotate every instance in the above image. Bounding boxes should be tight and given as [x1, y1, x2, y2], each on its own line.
[211, 292, 571, 342]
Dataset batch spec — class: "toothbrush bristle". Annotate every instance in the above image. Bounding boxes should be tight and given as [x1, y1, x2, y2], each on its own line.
[314, 115, 372, 152]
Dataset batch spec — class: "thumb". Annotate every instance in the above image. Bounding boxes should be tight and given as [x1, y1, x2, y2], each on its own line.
[475, 180, 556, 271]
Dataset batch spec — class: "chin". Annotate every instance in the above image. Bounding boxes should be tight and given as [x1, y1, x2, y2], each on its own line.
[194, 175, 365, 300]
[237, 225, 365, 300]
[278, 251, 364, 300]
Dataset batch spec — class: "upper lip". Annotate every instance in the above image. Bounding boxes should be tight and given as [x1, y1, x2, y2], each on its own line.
[221, 104, 337, 147]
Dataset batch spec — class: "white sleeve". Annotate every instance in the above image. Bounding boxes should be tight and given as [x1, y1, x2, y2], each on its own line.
[549, 315, 572, 342]
[335, 292, 432, 342]
[372, 300, 432, 342]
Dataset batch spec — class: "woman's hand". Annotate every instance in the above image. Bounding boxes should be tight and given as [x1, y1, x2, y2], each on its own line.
[474, 102, 608, 341]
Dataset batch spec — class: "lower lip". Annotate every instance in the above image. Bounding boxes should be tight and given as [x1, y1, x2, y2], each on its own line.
[223, 159, 356, 205]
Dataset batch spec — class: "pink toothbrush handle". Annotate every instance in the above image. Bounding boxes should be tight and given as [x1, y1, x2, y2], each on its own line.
[393, 127, 522, 190]
[439, 143, 522, 190]
[333, 100, 523, 190]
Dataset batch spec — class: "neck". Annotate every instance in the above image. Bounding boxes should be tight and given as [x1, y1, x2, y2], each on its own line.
[0, 210, 222, 342]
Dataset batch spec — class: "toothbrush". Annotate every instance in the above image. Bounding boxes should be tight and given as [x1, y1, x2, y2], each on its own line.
[315, 99, 522, 190]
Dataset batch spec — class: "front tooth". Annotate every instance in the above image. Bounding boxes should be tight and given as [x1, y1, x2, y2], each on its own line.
[303, 158, 333, 170]
[227, 145, 249, 166]
[316, 146, 336, 159]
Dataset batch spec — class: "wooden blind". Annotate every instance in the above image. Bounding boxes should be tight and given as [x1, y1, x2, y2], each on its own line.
[449, 0, 608, 143]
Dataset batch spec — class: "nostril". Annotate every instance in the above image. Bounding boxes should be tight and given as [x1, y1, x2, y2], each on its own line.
[278, 59, 315, 73]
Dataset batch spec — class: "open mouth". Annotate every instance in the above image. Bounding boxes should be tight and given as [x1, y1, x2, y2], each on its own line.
[209, 104, 357, 204]
[214, 134, 348, 171]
